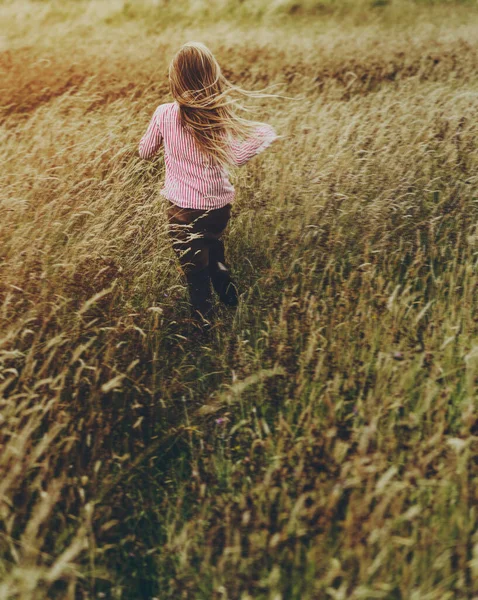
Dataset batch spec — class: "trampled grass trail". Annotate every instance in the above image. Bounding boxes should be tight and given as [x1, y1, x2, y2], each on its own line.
[1, 1, 478, 598]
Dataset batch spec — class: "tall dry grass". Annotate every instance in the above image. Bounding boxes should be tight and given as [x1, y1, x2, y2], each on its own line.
[1, 1, 478, 598]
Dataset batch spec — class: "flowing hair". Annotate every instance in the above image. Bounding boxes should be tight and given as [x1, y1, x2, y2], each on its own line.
[168, 41, 276, 169]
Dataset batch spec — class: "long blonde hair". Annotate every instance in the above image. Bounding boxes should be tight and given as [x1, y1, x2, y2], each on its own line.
[168, 41, 274, 169]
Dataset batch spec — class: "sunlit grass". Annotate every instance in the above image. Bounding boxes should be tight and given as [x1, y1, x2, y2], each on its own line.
[1, 1, 478, 598]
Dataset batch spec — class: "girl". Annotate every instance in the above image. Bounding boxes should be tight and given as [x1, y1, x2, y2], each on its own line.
[139, 41, 278, 330]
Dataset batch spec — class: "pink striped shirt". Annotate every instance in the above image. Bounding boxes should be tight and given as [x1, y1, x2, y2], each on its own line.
[139, 102, 277, 210]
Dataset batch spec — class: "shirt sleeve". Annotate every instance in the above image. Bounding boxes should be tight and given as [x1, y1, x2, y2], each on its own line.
[229, 123, 278, 167]
[139, 106, 164, 159]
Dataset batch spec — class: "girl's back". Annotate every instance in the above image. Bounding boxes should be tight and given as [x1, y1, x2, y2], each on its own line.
[139, 100, 276, 210]
[140, 101, 234, 210]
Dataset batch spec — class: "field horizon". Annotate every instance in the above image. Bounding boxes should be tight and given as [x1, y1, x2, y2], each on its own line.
[1, 1, 478, 598]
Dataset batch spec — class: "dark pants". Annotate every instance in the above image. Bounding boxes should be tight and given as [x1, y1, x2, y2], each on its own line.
[167, 201, 234, 323]
[167, 201, 231, 274]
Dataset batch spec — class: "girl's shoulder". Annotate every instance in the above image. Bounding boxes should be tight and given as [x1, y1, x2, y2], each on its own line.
[155, 101, 180, 123]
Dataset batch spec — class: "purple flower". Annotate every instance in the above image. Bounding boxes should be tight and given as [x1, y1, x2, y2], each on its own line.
[216, 418, 226, 425]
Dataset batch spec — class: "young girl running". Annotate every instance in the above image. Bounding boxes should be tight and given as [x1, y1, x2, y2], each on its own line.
[139, 41, 278, 330]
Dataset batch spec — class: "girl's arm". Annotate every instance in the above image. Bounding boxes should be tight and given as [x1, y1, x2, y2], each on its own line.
[230, 123, 278, 167]
[139, 107, 163, 159]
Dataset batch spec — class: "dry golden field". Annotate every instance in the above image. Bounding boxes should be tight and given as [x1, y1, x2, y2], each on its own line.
[1, 0, 478, 598]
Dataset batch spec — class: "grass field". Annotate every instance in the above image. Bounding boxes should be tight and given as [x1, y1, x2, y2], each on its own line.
[1, 0, 478, 598]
